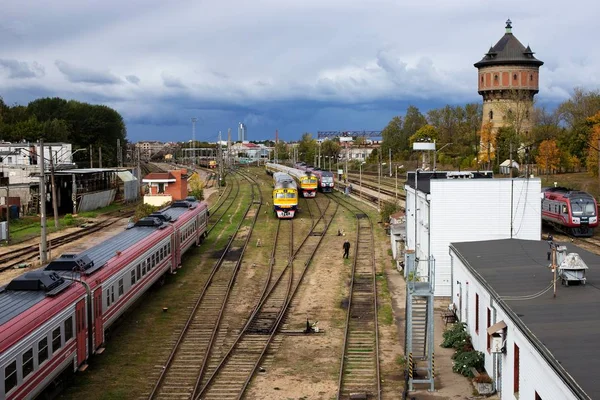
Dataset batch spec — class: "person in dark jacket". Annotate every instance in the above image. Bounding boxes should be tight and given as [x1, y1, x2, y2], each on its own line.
[343, 240, 351, 259]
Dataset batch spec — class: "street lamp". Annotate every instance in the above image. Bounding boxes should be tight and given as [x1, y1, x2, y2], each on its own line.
[395, 165, 404, 201]
[359, 161, 366, 200]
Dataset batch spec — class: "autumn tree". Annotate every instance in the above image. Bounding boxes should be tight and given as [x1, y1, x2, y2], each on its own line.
[478, 121, 496, 170]
[585, 111, 600, 176]
[535, 139, 560, 175]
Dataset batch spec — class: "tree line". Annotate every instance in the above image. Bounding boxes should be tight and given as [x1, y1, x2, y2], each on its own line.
[0, 96, 127, 167]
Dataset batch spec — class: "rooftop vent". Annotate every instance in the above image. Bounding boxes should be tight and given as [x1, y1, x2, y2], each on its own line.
[149, 212, 173, 222]
[6, 271, 72, 296]
[45, 253, 95, 273]
[171, 201, 191, 208]
[134, 217, 164, 227]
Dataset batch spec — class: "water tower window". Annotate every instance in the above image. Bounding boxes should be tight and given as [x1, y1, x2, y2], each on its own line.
[513, 74, 517, 80]
[481, 76, 484, 83]
[530, 74, 533, 81]
[489, 110, 494, 120]
[494, 75, 499, 82]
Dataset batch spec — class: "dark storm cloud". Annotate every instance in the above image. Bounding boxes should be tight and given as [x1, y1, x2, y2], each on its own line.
[55, 60, 122, 84]
[0, 59, 44, 79]
[125, 75, 140, 84]
[161, 72, 185, 89]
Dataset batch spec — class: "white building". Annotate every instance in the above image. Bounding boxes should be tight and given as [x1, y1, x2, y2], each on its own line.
[238, 123, 247, 142]
[450, 239, 598, 399]
[404, 171, 541, 296]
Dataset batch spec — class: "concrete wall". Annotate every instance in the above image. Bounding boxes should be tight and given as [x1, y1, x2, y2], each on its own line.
[405, 178, 541, 296]
[451, 250, 579, 400]
[144, 194, 172, 207]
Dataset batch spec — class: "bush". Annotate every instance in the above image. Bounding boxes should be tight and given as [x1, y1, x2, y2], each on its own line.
[441, 322, 470, 349]
[473, 373, 493, 384]
[189, 188, 204, 201]
[63, 214, 76, 226]
[134, 203, 160, 222]
[452, 350, 484, 377]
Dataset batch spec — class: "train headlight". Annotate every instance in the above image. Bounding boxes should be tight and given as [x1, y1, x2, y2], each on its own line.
[572, 217, 580, 224]
[591, 217, 597, 224]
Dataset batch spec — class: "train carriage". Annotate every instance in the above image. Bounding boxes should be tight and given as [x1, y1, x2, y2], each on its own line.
[542, 187, 599, 237]
[295, 163, 335, 193]
[266, 162, 317, 198]
[272, 172, 298, 219]
[0, 198, 208, 400]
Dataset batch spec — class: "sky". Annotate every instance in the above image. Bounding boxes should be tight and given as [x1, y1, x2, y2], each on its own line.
[1, 0, 599, 143]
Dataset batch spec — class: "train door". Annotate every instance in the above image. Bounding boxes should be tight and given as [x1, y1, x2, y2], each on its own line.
[93, 288, 104, 349]
[75, 299, 87, 365]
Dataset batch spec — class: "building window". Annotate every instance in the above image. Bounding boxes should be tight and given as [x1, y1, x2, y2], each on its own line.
[489, 110, 493, 120]
[494, 74, 498, 81]
[481, 76, 484, 83]
[38, 337, 49, 365]
[487, 308, 491, 350]
[513, 73, 517, 80]
[22, 348, 34, 379]
[530, 74, 533, 81]
[514, 343, 520, 394]
[131, 270, 136, 285]
[4, 360, 17, 394]
[158, 183, 165, 193]
[475, 293, 479, 333]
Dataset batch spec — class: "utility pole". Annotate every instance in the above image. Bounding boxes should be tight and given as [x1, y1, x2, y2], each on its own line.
[48, 146, 59, 229]
[39, 139, 48, 264]
[217, 131, 223, 193]
[275, 130, 279, 163]
[318, 142, 321, 168]
[191, 117, 197, 166]
[117, 139, 123, 167]
[509, 142, 513, 178]
[344, 142, 349, 183]
[99, 146, 102, 168]
[227, 128, 232, 167]
[389, 148, 392, 177]
[89, 145, 93, 168]
[550, 242, 557, 298]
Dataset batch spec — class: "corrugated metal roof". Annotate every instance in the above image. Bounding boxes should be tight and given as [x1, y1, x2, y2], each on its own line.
[0, 288, 47, 325]
[117, 171, 137, 182]
[451, 239, 600, 399]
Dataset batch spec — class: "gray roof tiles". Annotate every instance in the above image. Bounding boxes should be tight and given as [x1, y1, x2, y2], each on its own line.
[451, 238, 600, 399]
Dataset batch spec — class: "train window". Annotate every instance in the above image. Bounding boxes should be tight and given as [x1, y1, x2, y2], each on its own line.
[131, 270, 136, 285]
[22, 348, 34, 379]
[118, 279, 124, 296]
[64, 317, 73, 342]
[562, 205, 567, 214]
[137, 264, 141, 280]
[52, 327, 61, 354]
[4, 360, 17, 394]
[111, 286, 115, 303]
[167, 243, 171, 254]
[106, 290, 110, 308]
[38, 338, 48, 365]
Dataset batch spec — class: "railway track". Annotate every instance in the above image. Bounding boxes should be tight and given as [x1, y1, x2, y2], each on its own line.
[330, 193, 381, 400]
[148, 172, 262, 400]
[0, 209, 135, 272]
[207, 174, 240, 235]
[195, 196, 337, 400]
[346, 177, 405, 201]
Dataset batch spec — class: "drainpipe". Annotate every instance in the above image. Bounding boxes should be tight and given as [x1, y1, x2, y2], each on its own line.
[490, 297, 499, 393]
[63, 275, 94, 363]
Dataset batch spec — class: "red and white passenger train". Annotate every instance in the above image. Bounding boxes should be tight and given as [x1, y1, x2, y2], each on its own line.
[0, 197, 209, 399]
[541, 187, 599, 237]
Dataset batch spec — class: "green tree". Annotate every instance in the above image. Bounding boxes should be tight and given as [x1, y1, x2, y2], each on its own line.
[297, 133, 317, 164]
[401, 106, 427, 152]
[409, 124, 438, 145]
[274, 141, 289, 161]
[380, 116, 403, 160]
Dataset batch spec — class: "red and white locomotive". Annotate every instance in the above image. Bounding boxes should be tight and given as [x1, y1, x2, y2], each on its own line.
[541, 187, 598, 237]
[294, 162, 335, 193]
[0, 197, 209, 399]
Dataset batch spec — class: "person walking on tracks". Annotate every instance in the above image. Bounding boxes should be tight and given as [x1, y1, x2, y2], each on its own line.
[343, 239, 351, 259]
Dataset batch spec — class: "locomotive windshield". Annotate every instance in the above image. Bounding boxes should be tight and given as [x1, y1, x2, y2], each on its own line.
[570, 197, 596, 216]
[322, 176, 334, 183]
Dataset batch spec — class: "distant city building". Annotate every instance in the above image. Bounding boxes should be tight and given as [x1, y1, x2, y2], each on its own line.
[237, 123, 247, 142]
[475, 19, 543, 135]
[135, 141, 166, 161]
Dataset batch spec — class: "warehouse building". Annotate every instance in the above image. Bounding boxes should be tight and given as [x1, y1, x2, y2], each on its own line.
[404, 171, 541, 296]
[450, 239, 598, 399]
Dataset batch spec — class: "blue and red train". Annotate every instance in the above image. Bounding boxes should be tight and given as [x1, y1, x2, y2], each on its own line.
[294, 162, 335, 193]
[0, 198, 209, 399]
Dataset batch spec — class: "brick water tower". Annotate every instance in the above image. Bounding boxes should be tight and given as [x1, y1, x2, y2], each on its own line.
[475, 19, 543, 136]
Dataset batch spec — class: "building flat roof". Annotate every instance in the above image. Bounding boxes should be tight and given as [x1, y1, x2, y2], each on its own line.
[450, 238, 600, 400]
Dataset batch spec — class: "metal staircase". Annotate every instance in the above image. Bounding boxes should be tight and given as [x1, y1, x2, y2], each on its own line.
[405, 251, 435, 391]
